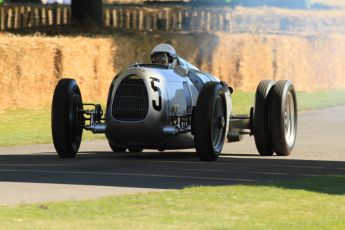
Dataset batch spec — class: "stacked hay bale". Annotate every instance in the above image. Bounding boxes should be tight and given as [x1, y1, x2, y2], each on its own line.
[0, 32, 344, 110]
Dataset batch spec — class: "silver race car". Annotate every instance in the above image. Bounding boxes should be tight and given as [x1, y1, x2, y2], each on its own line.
[51, 44, 297, 161]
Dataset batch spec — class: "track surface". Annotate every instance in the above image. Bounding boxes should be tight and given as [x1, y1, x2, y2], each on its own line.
[0, 106, 344, 205]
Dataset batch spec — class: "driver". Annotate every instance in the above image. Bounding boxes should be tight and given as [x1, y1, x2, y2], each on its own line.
[151, 43, 177, 68]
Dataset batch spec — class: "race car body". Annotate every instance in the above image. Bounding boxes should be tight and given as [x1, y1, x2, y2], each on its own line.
[51, 56, 297, 161]
[105, 58, 231, 150]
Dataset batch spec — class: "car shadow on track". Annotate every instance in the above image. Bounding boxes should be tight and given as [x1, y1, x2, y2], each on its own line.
[0, 151, 344, 195]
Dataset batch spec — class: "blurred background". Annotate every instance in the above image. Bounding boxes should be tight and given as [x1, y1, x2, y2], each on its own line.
[0, 0, 344, 146]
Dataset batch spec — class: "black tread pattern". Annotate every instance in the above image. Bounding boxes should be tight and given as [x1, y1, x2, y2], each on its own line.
[270, 80, 298, 156]
[253, 80, 276, 156]
[128, 148, 144, 153]
[194, 82, 226, 161]
[51, 78, 82, 158]
[109, 142, 126, 152]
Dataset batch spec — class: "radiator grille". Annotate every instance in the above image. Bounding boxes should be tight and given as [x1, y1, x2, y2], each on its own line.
[112, 75, 149, 121]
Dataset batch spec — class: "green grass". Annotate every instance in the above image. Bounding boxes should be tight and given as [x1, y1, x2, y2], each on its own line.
[0, 175, 344, 229]
[0, 106, 104, 147]
[297, 89, 345, 111]
[231, 89, 345, 114]
[0, 89, 344, 147]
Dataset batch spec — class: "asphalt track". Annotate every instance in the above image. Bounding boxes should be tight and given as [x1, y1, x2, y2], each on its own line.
[0, 106, 344, 205]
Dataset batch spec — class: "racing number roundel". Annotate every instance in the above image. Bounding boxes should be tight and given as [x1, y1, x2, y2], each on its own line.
[150, 77, 162, 111]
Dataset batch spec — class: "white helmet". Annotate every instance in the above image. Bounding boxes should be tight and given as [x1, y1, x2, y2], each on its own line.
[151, 43, 177, 66]
[151, 43, 177, 57]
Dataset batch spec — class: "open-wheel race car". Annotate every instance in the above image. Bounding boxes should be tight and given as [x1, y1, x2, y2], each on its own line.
[51, 44, 298, 161]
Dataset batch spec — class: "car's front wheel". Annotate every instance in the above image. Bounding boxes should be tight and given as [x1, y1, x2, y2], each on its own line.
[52, 79, 84, 158]
[194, 82, 227, 161]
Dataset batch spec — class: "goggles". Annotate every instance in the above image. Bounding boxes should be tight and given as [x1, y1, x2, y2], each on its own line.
[151, 52, 169, 65]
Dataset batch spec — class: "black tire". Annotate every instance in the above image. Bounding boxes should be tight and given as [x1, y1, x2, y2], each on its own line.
[270, 80, 298, 156]
[253, 80, 276, 156]
[194, 82, 227, 161]
[128, 148, 144, 152]
[52, 79, 84, 158]
[109, 142, 126, 152]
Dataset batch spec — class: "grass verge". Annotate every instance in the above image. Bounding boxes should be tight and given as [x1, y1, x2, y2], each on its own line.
[231, 88, 345, 114]
[0, 106, 104, 147]
[0, 89, 344, 147]
[0, 175, 344, 229]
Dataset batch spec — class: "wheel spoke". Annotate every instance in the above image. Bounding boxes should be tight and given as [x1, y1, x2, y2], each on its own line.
[211, 96, 225, 152]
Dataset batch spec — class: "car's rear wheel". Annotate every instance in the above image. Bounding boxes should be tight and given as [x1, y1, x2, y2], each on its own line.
[109, 142, 127, 152]
[52, 79, 84, 158]
[194, 82, 227, 161]
[253, 80, 276, 156]
[270, 80, 298, 156]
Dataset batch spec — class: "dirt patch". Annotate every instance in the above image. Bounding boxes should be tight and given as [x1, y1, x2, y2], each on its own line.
[0, 33, 344, 111]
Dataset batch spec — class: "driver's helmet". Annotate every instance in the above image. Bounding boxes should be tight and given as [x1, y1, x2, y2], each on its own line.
[151, 43, 177, 67]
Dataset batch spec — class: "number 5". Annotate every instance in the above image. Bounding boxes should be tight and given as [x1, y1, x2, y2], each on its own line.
[150, 77, 162, 111]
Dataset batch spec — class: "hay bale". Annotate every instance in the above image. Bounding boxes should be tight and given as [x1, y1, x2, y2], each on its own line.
[0, 33, 345, 111]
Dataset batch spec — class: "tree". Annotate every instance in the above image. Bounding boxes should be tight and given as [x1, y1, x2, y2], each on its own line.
[71, 0, 103, 25]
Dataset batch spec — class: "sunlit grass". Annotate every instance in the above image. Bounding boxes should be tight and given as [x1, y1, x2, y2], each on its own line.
[0, 106, 105, 147]
[0, 175, 344, 230]
[232, 89, 345, 114]
[231, 91, 254, 114]
[297, 89, 345, 111]
[0, 89, 344, 147]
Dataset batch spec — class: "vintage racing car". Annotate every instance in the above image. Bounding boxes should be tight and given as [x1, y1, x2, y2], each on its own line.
[51, 45, 297, 161]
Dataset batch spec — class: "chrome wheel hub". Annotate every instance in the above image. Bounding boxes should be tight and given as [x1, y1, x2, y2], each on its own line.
[284, 91, 296, 146]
